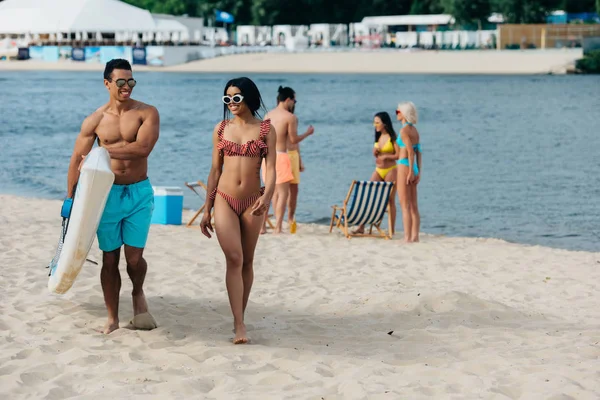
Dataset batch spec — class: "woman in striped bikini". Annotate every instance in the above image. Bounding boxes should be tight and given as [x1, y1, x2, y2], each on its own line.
[200, 77, 277, 344]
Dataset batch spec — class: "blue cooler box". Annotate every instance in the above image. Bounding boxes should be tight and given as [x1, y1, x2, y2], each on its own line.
[151, 186, 183, 225]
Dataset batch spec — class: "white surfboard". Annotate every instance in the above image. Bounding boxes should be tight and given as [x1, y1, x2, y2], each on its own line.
[48, 147, 115, 294]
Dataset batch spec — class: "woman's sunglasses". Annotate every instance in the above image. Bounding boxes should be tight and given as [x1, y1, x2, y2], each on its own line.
[223, 94, 244, 105]
[111, 78, 136, 88]
[395, 110, 401, 115]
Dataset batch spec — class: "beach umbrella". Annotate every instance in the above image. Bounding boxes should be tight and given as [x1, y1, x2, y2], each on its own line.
[215, 10, 234, 24]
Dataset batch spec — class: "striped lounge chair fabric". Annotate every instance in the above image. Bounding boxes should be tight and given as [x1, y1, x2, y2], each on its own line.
[329, 180, 396, 239]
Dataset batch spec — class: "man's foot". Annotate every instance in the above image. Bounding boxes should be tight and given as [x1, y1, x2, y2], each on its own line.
[260, 225, 267, 235]
[132, 290, 149, 315]
[129, 312, 157, 330]
[352, 227, 365, 234]
[130, 290, 157, 330]
[103, 319, 119, 334]
[233, 323, 249, 344]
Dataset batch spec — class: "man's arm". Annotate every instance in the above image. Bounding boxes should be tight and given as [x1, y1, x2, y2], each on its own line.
[108, 106, 160, 160]
[298, 146, 305, 172]
[66, 113, 100, 198]
[288, 115, 314, 144]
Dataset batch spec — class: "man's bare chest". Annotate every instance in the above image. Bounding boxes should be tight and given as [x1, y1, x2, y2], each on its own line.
[96, 112, 142, 144]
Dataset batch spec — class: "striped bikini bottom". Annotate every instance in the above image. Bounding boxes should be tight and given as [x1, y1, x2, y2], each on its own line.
[210, 187, 265, 217]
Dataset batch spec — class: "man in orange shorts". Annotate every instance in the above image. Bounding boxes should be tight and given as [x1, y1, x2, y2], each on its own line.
[262, 86, 314, 233]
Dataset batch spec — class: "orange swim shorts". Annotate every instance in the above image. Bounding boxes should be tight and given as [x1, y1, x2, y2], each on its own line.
[261, 152, 295, 185]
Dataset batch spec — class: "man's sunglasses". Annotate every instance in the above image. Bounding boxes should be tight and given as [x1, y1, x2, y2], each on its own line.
[110, 78, 137, 88]
[223, 94, 244, 104]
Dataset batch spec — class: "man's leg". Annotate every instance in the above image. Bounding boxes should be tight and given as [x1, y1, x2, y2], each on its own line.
[274, 183, 289, 233]
[287, 150, 301, 225]
[288, 183, 299, 224]
[124, 245, 152, 321]
[121, 181, 156, 330]
[96, 189, 123, 334]
[101, 248, 121, 334]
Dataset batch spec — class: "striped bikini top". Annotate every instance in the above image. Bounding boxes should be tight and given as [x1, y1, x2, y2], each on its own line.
[217, 119, 270, 158]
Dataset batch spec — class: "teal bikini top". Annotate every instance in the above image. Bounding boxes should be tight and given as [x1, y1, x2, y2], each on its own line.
[396, 121, 421, 152]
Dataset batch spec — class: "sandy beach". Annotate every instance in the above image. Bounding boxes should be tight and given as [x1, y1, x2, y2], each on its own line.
[1, 194, 599, 399]
[0, 49, 583, 74]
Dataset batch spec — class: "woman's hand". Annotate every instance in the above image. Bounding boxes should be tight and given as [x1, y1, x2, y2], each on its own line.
[373, 147, 380, 158]
[413, 174, 421, 185]
[200, 211, 214, 238]
[406, 171, 414, 185]
[251, 195, 271, 216]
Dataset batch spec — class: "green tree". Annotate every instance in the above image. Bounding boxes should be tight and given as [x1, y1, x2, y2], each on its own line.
[123, 0, 255, 24]
[197, 0, 252, 24]
[250, 0, 413, 26]
[122, 0, 197, 16]
[410, 0, 445, 14]
[561, 0, 596, 13]
[492, 0, 562, 23]
[442, 0, 491, 27]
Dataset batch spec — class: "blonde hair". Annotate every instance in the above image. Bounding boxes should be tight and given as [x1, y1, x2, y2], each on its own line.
[397, 101, 418, 125]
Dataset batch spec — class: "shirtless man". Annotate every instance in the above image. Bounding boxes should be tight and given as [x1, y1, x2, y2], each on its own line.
[65, 59, 160, 334]
[262, 86, 314, 233]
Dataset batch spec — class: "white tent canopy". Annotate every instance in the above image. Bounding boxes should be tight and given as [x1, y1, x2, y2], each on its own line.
[152, 13, 204, 42]
[153, 17, 189, 40]
[0, 0, 157, 34]
[361, 14, 456, 27]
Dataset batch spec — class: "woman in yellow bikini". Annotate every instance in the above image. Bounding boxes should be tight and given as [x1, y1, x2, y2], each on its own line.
[353, 111, 400, 234]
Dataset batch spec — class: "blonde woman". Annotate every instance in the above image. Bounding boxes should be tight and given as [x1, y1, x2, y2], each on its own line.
[395, 102, 421, 242]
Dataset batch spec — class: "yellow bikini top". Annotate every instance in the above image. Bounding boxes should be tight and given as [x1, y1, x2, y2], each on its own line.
[374, 139, 395, 154]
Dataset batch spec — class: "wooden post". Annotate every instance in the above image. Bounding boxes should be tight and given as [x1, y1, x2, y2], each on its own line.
[541, 27, 546, 49]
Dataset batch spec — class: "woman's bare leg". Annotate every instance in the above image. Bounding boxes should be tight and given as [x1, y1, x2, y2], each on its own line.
[213, 196, 246, 344]
[352, 170, 382, 234]
[385, 168, 398, 235]
[397, 166, 412, 242]
[238, 207, 264, 343]
[409, 181, 420, 242]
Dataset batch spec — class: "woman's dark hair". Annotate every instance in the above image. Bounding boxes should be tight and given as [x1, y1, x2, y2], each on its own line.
[223, 77, 266, 120]
[374, 111, 397, 144]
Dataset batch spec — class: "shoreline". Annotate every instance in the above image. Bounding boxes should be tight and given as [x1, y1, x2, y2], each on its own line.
[0, 193, 595, 254]
[0, 48, 583, 75]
